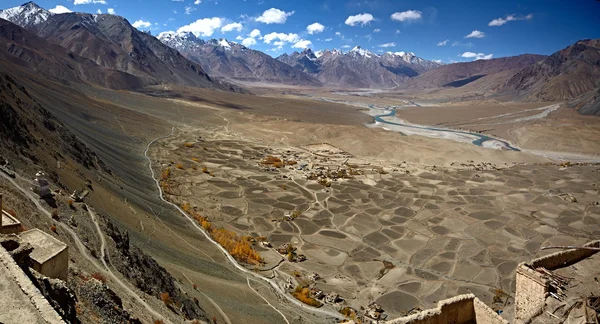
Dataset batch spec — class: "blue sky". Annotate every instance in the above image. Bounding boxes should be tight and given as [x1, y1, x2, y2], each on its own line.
[4, 0, 600, 62]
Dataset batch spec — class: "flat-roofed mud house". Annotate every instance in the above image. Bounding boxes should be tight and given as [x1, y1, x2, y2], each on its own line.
[19, 228, 69, 281]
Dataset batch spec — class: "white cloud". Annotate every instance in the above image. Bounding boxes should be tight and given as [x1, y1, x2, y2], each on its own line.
[241, 37, 256, 47]
[433, 59, 442, 63]
[221, 22, 243, 32]
[49, 5, 72, 13]
[461, 52, 493, 60]
[194, 0, 201, 4]
[345, 13, 374, 26]
[73, 0, 106, 5]
[107, 8, 115, 14]
[96, 9, 102, 14]
[256, 8, 294, 24]
[465, 30, 484, 38]
[489, 13, 533, 26]
[395, 29, 401, 34]
[341, 45, 351, 48]
[306, 22, 325, 34]
[378, 42, 395, 48]
[177, 17, 223, 37]
[292, 39, 312, 49]
[132, 20, 152, 29]
[373, 28, 381, 33]
[185, 6, 196, 15]
[324, 38, 332, 41]
[391, 10, 422, 22]
[263, 32, 299, 44]
[236, 35, 244, 40]
[249, 29, 261, 38]
[437, 39, 448, 46]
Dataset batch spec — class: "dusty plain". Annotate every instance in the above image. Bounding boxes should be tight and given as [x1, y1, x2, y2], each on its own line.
[138, 85, 600, 321]
[5, 65, 599, 322]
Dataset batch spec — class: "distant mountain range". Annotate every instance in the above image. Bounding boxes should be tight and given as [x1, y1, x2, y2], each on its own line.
[0, 2, 598, 114]
[157, 31, 321, 86]
[277, 47, 442, 88]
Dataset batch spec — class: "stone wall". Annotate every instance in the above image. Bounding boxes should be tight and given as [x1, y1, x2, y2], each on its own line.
[386, 294, 507, 324]
[514, 240, 600, 323]
[0, 243, 65, 323]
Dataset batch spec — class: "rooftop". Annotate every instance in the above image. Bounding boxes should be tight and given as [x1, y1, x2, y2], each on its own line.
[20, 228, 67, 264]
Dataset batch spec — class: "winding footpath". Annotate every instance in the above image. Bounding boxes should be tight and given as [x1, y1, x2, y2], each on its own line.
[144, 127, 344, 322]
[0, 171, 169, 323]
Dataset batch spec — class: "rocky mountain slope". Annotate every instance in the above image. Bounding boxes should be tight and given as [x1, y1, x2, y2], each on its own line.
[278, 47, 443, 88]
[503, 39, 600, 115]
[399, 54, 546, 90]
[0, 2, 240, 91]
[0, 18, 145, 90]
[158, 31, 321, 86]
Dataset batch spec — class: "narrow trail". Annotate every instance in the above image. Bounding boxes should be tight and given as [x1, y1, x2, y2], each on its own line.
[0, 171, 169, 323]
[144, 127, 344, 322]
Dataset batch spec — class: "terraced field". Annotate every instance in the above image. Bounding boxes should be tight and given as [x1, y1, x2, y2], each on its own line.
[151, 129, 600, 320]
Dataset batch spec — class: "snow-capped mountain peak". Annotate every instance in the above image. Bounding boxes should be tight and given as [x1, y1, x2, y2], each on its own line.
[0, 1, 52, 28]
[349, 46, 378, 58]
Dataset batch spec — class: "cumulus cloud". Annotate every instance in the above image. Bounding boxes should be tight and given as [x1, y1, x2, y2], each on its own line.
[345, 13, 374, 26]
[292, 39, 312, 49]
[373, 28, 381, 32]
[221, 22, 243, 32]
[489, 14, 533, 26]
[433, 59, 442, 63]
[256, 8, 294, 24]
[242, 37, 256, 47]
[306, 22, 325, 34]
[194, 0, 201, 4]
[391, 10, 422, 22]
[461, 52, 493, 60]
[465, 30, 484, 38]
[73, 0, 106, 4]
[437, 39, 449, 46]
[177, 17, 223, 37]
[239, 29, 261, 48]
[249, 29, 261, 38]
[341, 45, 351, 48]
[49, 5, 72, 13]
[107, 8, 115, 14]
[263, 32, 299, 44]
[132, 20, 152, 29]
[378, 42, 395, 48]
[263, 32, 306, 49]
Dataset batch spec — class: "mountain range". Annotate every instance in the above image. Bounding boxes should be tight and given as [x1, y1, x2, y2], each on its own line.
[0, 2, 599, 114]
[0, 2, 241, 92]
[277, 47, 442, 88]
[157, 31, 321, 86]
